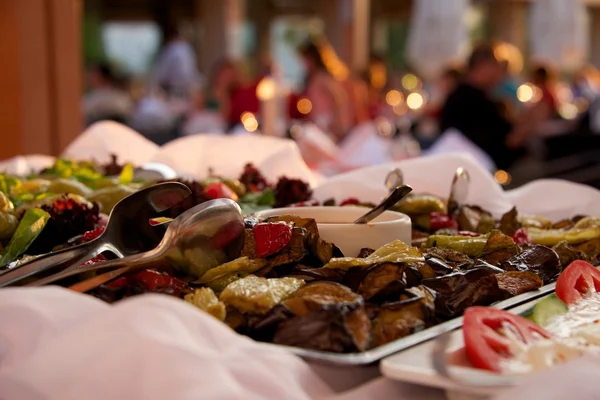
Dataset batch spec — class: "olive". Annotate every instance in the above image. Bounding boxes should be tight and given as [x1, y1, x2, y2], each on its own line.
[0, 212, 19, 241]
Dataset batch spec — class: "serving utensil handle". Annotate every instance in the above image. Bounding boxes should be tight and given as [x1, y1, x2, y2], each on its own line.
[0, 242, 105, 288]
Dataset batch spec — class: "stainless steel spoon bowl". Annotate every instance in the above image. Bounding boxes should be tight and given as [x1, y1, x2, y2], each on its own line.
[384, 168, 404, 192]
[29, 198, 245, 289]
[0, 182, 192, 288]
[447, 167, 470, 215]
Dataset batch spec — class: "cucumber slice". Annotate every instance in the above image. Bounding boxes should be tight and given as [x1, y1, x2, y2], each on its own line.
[530, 294, 568, 327]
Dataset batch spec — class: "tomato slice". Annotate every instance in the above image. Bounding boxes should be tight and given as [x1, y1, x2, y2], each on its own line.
[463, 307, 551, 372]
[555, 260, 600, 305]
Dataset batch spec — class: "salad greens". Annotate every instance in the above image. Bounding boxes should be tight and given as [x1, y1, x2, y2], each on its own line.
[238, 188, 276, 215]
[0, 208, 50, 267]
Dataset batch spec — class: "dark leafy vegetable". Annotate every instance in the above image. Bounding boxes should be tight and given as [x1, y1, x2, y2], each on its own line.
[422, 268, 505, 318]
[500, 245, 561, 284]
[456, 205, 495, 234]
[496, 271, 543, 296]
[371, 286, 435, 347]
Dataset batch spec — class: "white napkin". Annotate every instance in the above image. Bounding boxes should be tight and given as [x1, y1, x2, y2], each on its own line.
[337, 122, 394, 169]
[151, 135, 318, 186]
[313, 153, 511, 216]
[0, 287, 432, 400]
[424, 129, 497, 173]
[0, 155, 55, 176]
[62, 121, 160, 165]
[0, 287, 333, 400]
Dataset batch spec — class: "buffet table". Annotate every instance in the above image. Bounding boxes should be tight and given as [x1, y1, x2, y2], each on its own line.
[2, 123, 600, 400]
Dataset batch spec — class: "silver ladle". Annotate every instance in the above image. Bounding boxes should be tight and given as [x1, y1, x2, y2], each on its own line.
[30, 198, 245, 290]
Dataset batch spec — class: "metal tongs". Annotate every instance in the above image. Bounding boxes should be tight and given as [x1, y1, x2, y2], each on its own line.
[0, 182, 192, 288]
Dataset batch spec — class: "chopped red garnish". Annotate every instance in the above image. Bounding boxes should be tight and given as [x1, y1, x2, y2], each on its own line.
[458, 231, 481, 237]
[430, 212, 459, 231]
[204, 182, 237, 200]
[253, 222, 293, 258]
[82, 226, 106, 242]
[340, 198, 360, 206]
[80, 254, 107, 266]
[511, 227, 531, 245]
[130, 269, 189, 296]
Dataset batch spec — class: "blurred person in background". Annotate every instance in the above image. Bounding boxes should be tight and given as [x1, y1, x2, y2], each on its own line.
[573, 65, 600, 102]
[343, 72, 371, 126]
[227, 60, 261, 131]
[506, 65, 559, 148]
[150, 25, 204, 99]
[208, 60, 239, 125]
[82, 63, 133, 126]
[423, 66, 462, 122]
[297, 40, 352, 142]
[362, 54, 388, 119]
[440, 42, 524, 170]
[182, 85, 226, 136]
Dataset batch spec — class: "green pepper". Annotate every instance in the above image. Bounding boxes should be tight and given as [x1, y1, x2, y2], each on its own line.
[87, 185, 137, 212]
[528, 227, 600, 247]
[391, 194, 446, 216]
[573, 217, 600, 230]
[423, 234, 489, 257]
[0, 212, 19, 241]
[47, 178, 92, 197]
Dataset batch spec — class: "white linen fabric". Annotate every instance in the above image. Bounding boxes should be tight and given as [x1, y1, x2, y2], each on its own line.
[62, 121, 159, 165]
[424, 129, 497, 173]
[150, 134, 318, 186]
[0, 155, 55, 176]
[0, 287, 444, 400]
[314, 153, 511, 216]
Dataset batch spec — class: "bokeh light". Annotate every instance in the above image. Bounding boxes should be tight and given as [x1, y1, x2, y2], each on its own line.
[241, 112, 259, 132]
[256, 77, 276, 100]
[517, 84, 533, 103]
[559, 103, 578, 120]
[494, 169, 512, 185]
[406, 93, 424, 110]
[375, 117, 393, 137]
[401, 74, 419, 91]
[385, 90, 404, 106]
[297, 98, 313, 114]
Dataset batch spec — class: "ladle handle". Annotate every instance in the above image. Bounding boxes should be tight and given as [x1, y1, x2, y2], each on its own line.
[0, 242, 103, 288]
[25, 251, 156, 287]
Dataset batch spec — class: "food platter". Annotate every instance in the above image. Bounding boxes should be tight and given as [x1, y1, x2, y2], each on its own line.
[271, 283, 556, 366]
[1, 155, 600, 369]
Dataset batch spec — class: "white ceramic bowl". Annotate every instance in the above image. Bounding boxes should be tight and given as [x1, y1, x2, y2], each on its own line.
[255, 206, 412, 257]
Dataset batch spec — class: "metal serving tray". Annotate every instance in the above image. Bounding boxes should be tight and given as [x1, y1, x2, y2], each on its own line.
[271, 282, 557, 366]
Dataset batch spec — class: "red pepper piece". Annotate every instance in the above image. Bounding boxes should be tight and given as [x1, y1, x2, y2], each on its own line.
[130, 269, 189, 295]
[340, 198, 360, 206]
[253, 222, 293, 258]
[511, 227, 531, 245]
[107, 276, 128, 289]
[82, 226, 105, 243]
[430, 212, 458, 231]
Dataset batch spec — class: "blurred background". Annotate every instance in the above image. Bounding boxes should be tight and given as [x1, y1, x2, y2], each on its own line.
[2, 0, 600, 188]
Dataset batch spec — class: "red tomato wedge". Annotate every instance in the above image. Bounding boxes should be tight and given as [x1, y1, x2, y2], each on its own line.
[463, 307, 551, 372]
[555, 260, 600, 305]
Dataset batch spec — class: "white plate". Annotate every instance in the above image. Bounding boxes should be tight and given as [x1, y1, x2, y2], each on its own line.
[380, 300, 545, 399]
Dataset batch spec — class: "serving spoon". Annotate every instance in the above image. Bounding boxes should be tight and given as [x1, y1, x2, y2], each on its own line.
[353, 184, 413, 224]
[0, 182, 192, 288]
[28, 198, 245, 290]
[447, 167, 470, 215]
[384, 167, 404, 193]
